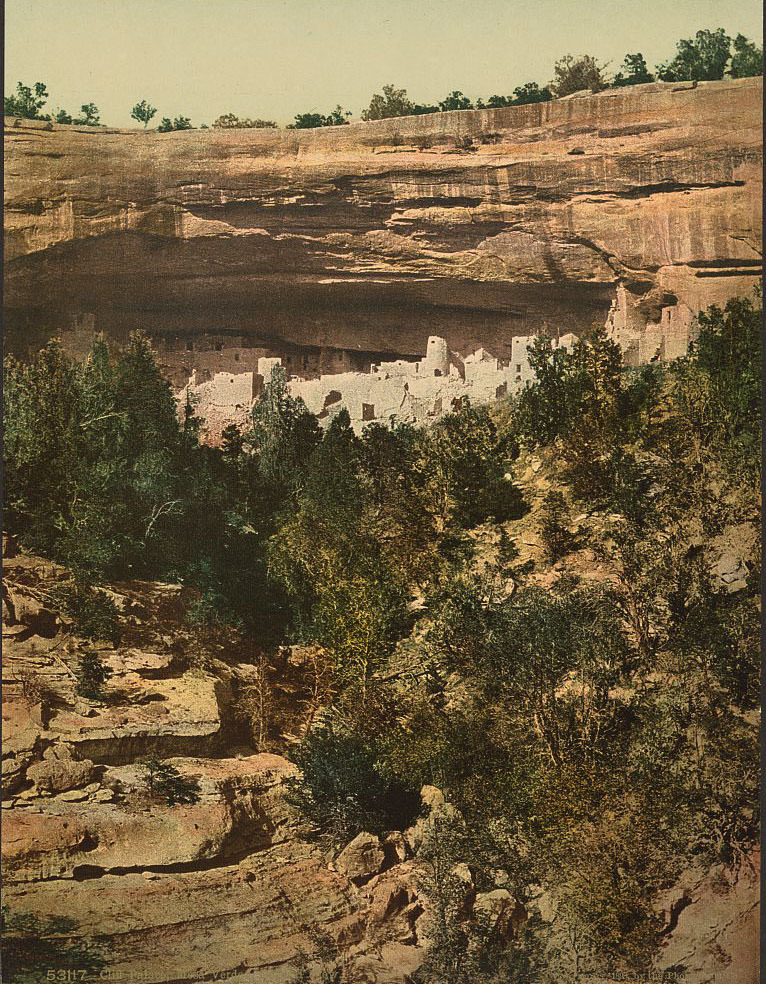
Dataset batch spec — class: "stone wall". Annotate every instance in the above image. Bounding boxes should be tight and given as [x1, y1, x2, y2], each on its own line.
[180, 282, 704, 440]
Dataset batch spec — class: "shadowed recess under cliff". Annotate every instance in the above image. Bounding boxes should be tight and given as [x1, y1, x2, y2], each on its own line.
[3, 76, 762, 382]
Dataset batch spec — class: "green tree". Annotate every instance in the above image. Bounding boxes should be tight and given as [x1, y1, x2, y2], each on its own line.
[131, 99, 157, 127]
[729, 33, 763, 78]
[438, 90, 474, 111]
[657, 28, 732, 82]
[3, 341, 83, 557]
[3, 333, 188, 578]
[358, 421, 447, 586]
[75, 652, 113, 700]
[4, 81, 49, 119]
[289, 106, 351, 128]
[267, 411, 408, 696]
[512, 81, 553, 104]
[612, 53, 654, 87]
[325, 104, 350, 125]
[288, 723, 419, 840]
[668, 293, 761, 479]
[485, 94, 513, 108]
[362, 84, 414, 120]
[74, 102, 100, 125]
[550, 54, 609, 96]
[557, 327, 625, 498]
[484, 84, 552, 108]
[245, 365, 321, 497]
[290, 112, 326, 129]
[513, 335, 577, 446]
[428, 404, 523, 527]
[139, 758, 202, 805]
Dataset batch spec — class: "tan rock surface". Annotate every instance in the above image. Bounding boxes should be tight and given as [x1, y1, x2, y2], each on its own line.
[1, 552, 430, 983]
[26, 742, 94, 793]
[653, 849, 760, 984]
[335, 832, 386, 884]
[4, 79, 761, 378]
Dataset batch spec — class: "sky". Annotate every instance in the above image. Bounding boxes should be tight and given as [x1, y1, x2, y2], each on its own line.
[4, 0, 763, 127]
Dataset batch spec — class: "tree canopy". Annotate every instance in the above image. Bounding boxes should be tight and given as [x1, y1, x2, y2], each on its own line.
[130, 99, 157, 127]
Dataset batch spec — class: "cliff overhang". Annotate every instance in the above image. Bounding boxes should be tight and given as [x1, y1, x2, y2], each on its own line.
[4, 77, 762, 385]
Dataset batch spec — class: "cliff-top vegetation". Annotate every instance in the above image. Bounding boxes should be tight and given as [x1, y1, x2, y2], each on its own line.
[5, 27, 761, 129]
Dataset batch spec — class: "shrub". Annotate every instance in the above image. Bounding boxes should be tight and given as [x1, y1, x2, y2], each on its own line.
[212, 113, 276, 128]
[16, 667, 52, 708]
[288, 723, 420, 841]
[52, 582, 121, 646]
[158, 116, 193, 132]
[551, 54, 609, 96]
[139, 758, 201, 805]
[539, 490, 577, 560]
[75, 652, 113, 700]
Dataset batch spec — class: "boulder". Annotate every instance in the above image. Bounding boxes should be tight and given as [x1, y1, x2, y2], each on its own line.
[27, 743, 95, 793]
[473, 889, 524, 939]
[419, 785, 445, 812]
[58, 788, 89, 802]
[335, 832, 385, 884]
[4, 588, 58, 637]
[451, 862, 473, 889]
[382, 830, 408, 865]
[404, 798, 458, 855]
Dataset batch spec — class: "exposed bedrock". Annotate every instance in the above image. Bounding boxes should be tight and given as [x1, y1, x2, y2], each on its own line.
[4, 77, 761, 381]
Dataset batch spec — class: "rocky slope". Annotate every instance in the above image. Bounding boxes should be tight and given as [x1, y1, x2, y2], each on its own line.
[1, 546, 430, 983]
[4, 78, 762, 383]
[2, 523, 759, 984]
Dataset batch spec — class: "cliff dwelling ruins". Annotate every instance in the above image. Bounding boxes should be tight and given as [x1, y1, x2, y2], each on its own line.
[4, 76, 761, 436]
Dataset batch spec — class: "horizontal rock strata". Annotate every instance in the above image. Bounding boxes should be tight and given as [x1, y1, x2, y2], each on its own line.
[4, 78, 761, 387]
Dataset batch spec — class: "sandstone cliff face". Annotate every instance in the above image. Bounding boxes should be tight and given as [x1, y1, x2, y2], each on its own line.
[4, 78, 761, 383]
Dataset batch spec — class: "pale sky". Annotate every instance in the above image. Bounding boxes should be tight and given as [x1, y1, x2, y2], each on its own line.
[4, 0, 763, 127]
